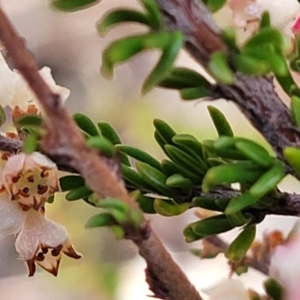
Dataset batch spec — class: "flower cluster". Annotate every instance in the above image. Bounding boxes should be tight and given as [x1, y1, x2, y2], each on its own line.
[0, 48, 80, 276]
[0, 151, 81, 276]
[229, 0, 300, 37]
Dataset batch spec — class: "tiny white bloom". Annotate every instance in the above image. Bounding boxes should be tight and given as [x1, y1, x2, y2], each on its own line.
[0, 191, 24, 238]
[203, 278, 249, 300]
[2, 152, 59, 210]
[15, 209, 81, 276]
[0, 50, 69, 113]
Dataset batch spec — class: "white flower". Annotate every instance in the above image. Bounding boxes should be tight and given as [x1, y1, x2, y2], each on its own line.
[15, 209, 81, 277]
[269, 222, 300, 300]
[0, 191, 24, 238]
[2, 152, 59, 210]
[203, 278, 249, 300]
[0, 50, 69, 113]
[229, 0, 300, 36]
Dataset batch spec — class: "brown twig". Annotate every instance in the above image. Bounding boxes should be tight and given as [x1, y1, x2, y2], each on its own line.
[0, 6, 202, 300]
[156, 0, 300, 172]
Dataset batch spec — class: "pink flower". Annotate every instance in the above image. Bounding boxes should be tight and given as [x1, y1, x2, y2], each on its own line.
[269, 223, 300, 300]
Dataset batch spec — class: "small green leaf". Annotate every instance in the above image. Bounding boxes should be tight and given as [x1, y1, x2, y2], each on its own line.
[60, 175, 85, 191]
[284, 146, 300, 176]
[259, 12, 270, 28]
[141, 0, 162, 30]
[264, 278, 284, 300]
[23, 134, 38, 154]
[111, 225, 125, 239]
[154, 199, 190, 216]
[235, 139, 273, 167]
[243, 28, 283, 51]
[133, 191, 156, 214]
[208, 51, 234, 84]
[291, 95, 300, 127]
[116, 145, 162, 171]
[204, 0, 227, 12]
[202, 161, 264, 192]
[153, 119, 177, 144]
[85, 213, 117, 228]
[192, 196, 229, 211]
[225, 192, 259, 215]
[136, 161, 177, 197]
[185, 215, 233, 241]
[249, 161, 285, 197]
[15, 114, 43, 127]
[225, 225, 256, 263]
[98, 10, 150, 35]
[98, 121, 130, 166]
[66, 185, 93, 201]
[180, 87, 211, 100]
[87, 136, 115, 157]
[208, 105, 234, 137]
[142, 31, 183, 93]
[73, 113, 99, 136]
[0, 105, 6, 127]
[233, 53, 270, 75]
[166, 173, 193, 188]
[50, 0, 100, 11]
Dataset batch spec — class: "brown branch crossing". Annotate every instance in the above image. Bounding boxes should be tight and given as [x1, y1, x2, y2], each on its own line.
[0, 5, 201, 300]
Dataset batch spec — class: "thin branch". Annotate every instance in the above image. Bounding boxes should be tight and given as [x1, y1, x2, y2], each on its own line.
[156, 0, 300, 172]
[0, 6, 202, 300]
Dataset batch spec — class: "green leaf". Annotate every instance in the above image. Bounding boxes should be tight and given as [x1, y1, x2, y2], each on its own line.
[87, 136, 115, 157]
[158, 67, 210, 89]
[225, 225, 256, 263]
[202, 161, 264, 192]
[85, 213, 117, 228]
[249, 161, 285, 198]
[192, 196, 229, 211]
[204, 0, 227, 12]
[15, 114, 43, 127]
[234, 139, 273, 167]
[23, 134, 38, 154]
[225, 192, 259, 215]
[136, 161, 177, 197]
[243, 28, 283, 51]
[233, 53, 270, 75]
[142, 31, 183, 93]
[121, 164, 154, 191]
[154, 199, 190, 216]
[291, 95, 300, 127]
[50, 0, 100, 11]
[264, 278, 284, 300]
[98, 121, 131, 166]
[141, 0, 162, 30]
[166, 173, 193, 188]
[164, 144, 206, 176]
[184, 215, 233, 241]
[208, 105, 234, 137]
[133, 191, 156, 213]
[172, 134, 205, 161]
[66, 185, 93, 201]
[60, 175, 85, 191]
[101, 32, 170, 78]
[116, 145, 162, 171]
[153, 119, 177, 144]
[284, 146, 300, 176]
[0, 105, 6, 127]
[208, 51, 234, 84]
[98, 10, 150, 35]
[259, 12, 270, 28]
[180, 87, 211, 100]
[73, 113, 99, 136]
